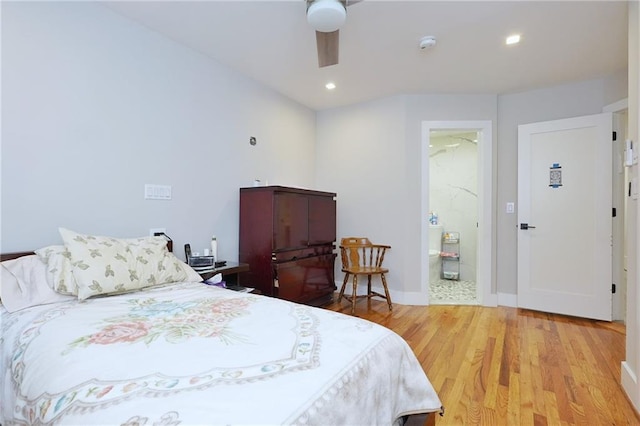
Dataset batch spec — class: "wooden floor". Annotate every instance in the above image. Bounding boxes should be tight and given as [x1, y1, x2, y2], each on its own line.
[323, 298, 640, 426]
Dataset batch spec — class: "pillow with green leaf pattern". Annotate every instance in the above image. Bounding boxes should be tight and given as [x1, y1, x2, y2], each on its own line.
[59, 228, 201, 300]
[35, 245, 78, 296]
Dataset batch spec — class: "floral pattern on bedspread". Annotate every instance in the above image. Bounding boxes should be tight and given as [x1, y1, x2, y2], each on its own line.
[7, 283, 322, 424]
[66, 297, 251, 350]
[2, 281, 441, 426]
[121, 410, 181, 426]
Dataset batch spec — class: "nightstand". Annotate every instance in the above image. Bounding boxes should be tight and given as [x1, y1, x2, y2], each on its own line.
[197, 262, 260, 294]
[196, 261, 250, 284]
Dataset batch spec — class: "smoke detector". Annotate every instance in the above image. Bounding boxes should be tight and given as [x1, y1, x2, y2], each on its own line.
[419, 36, 437, 50]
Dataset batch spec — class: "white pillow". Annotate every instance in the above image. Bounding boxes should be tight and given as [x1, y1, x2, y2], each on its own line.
[1, 255, 75, 313]
[35, 245, 78, 295]
[59, 228, 201, 300]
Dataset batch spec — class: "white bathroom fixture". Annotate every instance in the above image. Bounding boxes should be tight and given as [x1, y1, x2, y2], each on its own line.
[429, 224, 443, 283]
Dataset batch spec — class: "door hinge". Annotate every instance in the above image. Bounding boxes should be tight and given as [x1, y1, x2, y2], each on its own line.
[612, 283, 616, 294]
[613, 131, 617, 141]
[613, 207, 617, 217]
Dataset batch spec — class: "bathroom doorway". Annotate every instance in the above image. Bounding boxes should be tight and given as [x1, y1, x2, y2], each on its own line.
[421, 120, 495, 307]
[428, 130, 479, 305]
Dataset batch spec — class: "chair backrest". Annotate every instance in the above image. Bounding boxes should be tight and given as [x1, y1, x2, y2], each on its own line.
[340, 237, 390, 270]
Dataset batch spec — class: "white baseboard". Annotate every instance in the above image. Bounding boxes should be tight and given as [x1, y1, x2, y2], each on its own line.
[497, 292, 518, 307]
[622, 361, 640, 414]
[392, 290, 430, 306]
[335, 285, 504, 307]
[482, 292, 498, 307]
[333, 281, 430, 306]
[334, 282, 510, 308]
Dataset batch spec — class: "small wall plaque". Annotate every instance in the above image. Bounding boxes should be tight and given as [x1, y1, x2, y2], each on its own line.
[549, 163, 562, 188]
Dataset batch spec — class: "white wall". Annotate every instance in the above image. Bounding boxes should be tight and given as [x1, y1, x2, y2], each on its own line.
[316, 94, 497, 303]
[318, 78, 629, 304]
[1, 2, 317, 260]
[496, 72, 628, 295]
[315, 95, 408, 297]
[407, 96, 498, 304]
[622, 0, 640, 413]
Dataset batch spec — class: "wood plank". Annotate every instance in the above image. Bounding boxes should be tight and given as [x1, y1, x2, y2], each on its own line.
[324, 299, 640, 425]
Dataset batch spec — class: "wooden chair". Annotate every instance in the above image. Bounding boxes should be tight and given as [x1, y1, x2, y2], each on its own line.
[338, 237, 392, 314]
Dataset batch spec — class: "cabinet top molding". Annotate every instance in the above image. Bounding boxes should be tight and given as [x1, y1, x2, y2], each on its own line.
[240, 185, 337, 198]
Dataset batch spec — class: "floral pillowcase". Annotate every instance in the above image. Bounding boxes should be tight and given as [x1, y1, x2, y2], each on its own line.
[38, 228, 201, 300]
[35, 245, 78, 296]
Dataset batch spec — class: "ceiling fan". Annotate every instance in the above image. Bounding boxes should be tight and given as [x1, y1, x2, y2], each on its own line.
[306, 0, 361, 68]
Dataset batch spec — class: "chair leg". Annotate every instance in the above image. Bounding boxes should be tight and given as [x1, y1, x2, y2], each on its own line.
[338, 273, 349, 302]
[351, 275, 358, 315]
[381, 273, 393, 311]
[367, 275, 372, 296]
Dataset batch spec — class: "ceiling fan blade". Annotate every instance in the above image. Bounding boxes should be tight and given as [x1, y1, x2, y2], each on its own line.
[316, 30, 339, 68]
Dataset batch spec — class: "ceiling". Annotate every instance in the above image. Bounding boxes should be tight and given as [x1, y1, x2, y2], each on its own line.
[103, 1, 628, 111]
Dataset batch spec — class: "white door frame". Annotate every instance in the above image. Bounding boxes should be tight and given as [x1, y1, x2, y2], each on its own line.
[421, 120, 497, 306]
[603, 98, 628, 322]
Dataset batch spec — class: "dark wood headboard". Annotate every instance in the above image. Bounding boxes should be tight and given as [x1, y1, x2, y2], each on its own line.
[1, 251, 35, 262]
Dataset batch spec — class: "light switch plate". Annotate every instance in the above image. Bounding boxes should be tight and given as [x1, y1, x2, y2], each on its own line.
[506, 202, 515, 214]
[145, 184, 172, 200]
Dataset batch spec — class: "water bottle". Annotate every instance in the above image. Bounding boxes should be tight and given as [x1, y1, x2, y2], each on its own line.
[210, 236, 218, 262]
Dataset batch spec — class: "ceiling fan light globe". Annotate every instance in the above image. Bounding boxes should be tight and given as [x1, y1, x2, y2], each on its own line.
[307, 0, 346, 33]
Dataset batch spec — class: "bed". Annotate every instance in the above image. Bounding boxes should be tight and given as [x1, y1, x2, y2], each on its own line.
[0, 229, 442, 425]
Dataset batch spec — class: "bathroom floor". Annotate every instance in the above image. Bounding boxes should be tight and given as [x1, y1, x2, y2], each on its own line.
[429, 279, 477, 305]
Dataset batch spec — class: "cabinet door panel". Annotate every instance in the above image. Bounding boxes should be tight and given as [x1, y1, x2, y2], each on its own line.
[308, 195, 336, 246]
[273, 193, 308, 250]
[275, 254, 336, 304]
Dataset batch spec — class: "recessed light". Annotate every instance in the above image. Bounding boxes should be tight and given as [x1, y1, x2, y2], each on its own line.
[325, 82, 336, 90]
[506, 34, 521, 45]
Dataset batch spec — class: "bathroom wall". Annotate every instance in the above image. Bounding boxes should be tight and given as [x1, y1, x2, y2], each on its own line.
[429, 131, 479, 281]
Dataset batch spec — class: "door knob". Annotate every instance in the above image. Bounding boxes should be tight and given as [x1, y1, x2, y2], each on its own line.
[520, 223, 536, 230]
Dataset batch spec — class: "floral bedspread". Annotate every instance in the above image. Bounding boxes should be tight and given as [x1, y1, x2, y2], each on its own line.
[1, 282, 441, 425]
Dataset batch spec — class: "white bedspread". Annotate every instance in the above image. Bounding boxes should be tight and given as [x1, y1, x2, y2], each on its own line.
[1, 282, 441, 425]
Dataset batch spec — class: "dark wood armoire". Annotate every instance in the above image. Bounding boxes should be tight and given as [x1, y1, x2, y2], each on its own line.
[239, 186, 337, 306]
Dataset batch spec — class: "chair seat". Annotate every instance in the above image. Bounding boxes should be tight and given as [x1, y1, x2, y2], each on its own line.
[342, 266, 388, 274]
[338, 237, 392, 314]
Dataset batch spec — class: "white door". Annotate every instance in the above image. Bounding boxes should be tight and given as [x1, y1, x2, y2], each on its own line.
[517, 113, 612, 321]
